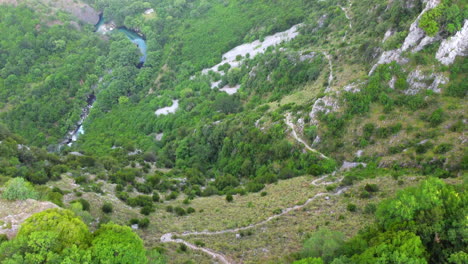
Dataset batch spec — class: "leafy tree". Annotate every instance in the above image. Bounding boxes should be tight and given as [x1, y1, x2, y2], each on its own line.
[1, 177, 38, 200]
[302, 228, 344, 263]
[294, 257, 324, 264]
[449, 251, 468, 264]
[0, 209, 91, 263]
[375, 178, 466, 262]
[89, 223, 147, 264]
[350, 231, 428, 264]
[419, 7, 442, 36]
[17, 209, 91, 249]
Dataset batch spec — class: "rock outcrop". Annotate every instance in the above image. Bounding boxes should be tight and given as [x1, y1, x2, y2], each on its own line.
[0, 199, 58, 239]
[436, 20, 468, 65]
[370, 0, 441, 74]
[406, 67, 448, 94]
[309, 96, 339, 125]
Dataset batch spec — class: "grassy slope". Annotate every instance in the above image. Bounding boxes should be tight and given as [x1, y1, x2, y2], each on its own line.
[48, 172, 462, 263]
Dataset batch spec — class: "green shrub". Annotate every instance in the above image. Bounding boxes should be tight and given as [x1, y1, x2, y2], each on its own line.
[135, 183, 152, 194]
[325, 184, 337, 192]
[342, 174, 358, 186]
[1, 178, 38, 201]
[246, 181, 265, 193]
[449, 120, 464, 132]
[51, 187, 63, 194]
[47, 192, 64, 207]
[140, 206, 154, 215]
[127, 195, 153, 207]
[194, 240, 205, 247]
[139, 218, 150, 229]
[75, 176, 88, 185]
[428, 108, 445, 126]
[360, 190, 372, 199]
[301, 228, 344, 263]
[102, 203, 113, 214]
[77, 198, 90, 211]
[273, 208, 282, 214]
[347, 203, 357, 212]
[187, 207, 196, 214]
[416, 142, 434, 154]
[364, 184, 379, 193]
[179, 244, 187, 252]
[174, 207, 186, 216]
[364, 203, 377, 214]
[260, 191, 268, 197]
[434, 143, 453, 154]
[363, 123, 375, 139]
[117, 191, 129, 201]
[166, 206, 173, 213]
[115, 184, 124, 192]
[304, 126, 318, 142]
[152, 192, 160, 202]
[166, 191, 179, 200]
[419, 6, 442, 36]
[0, 234, 7, 244]
[226, 194, 233, 202]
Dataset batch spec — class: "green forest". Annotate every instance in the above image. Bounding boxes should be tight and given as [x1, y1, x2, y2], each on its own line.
[0, 0, 466, 263]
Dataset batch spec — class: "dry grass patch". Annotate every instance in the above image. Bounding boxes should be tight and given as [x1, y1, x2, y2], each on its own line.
[178, 175, 432, 263]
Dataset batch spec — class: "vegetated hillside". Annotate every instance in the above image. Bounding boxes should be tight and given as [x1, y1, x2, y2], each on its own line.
[0, 0, 100, 24]
[0, 5, 109, 148]
[0, 0, 466, 263]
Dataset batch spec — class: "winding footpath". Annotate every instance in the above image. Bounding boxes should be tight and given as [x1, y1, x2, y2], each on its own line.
[285, 113, 329, 159]
[339, 4, 353, 29]
[160, 169, 346, 263]
[323, 52, 334, 92]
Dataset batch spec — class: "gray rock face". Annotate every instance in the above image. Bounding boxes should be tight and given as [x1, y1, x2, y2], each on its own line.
[344, 82, 365, 93]
[369, 50, 409, 75]
[309, 96, 338, 125]
[406, 68, 448, 95]
[382, 29, 395, 42]
[356, 150, 364, 158]
[370, 0, 440, 75]
[69, 151, 84, 156]
[341, 161, 367, 170]
[436, 20, 468, 65]
[413, 34, 442, 52]
[401, 0, 440, 51]
[388, 76, 397, 89]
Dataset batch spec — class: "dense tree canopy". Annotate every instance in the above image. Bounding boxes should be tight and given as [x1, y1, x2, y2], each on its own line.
[0, 209, 148, 264]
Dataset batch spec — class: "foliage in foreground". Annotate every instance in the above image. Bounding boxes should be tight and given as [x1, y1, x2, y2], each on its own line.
[294, 178, 467, 264]
[0, 209, 148, 264]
